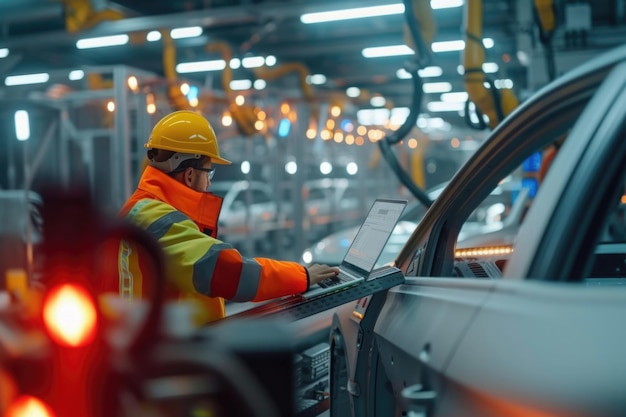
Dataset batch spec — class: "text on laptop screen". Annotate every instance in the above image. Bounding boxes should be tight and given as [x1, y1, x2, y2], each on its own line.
[343, 200, 406, 272]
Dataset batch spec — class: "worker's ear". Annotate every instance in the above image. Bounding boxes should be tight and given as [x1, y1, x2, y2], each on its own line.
[184, 167, 194, 187]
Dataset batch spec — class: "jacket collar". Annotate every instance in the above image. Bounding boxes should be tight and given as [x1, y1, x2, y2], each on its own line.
[137, 165, 223, 233]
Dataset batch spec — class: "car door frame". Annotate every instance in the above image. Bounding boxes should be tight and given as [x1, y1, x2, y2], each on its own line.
[507, 61, 626, 281]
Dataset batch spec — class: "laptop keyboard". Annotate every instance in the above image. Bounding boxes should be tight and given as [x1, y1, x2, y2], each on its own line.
[318, 276, 341, 288]
[317, 272, 356, 288]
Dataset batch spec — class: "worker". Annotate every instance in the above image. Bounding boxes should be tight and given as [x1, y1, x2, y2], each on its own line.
[117, 110, 339, 323]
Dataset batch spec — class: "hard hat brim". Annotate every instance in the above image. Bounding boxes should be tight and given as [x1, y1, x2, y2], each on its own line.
[211, 156, 232, 165]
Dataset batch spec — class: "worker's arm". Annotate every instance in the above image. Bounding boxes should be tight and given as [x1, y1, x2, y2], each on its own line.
[129, 199, 338, 302]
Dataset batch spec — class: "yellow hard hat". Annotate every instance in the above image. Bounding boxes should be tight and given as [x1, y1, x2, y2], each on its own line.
[145, 110, 231, 165]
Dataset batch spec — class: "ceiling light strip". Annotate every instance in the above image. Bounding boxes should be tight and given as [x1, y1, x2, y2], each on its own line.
[300, 0, 464, 24]
[301, 4, 405, 24]
[5, 73, 50, 86]
[76, 34, 129, 49]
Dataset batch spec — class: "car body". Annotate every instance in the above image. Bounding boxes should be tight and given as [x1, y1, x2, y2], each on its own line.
[329, 44, 626, 417]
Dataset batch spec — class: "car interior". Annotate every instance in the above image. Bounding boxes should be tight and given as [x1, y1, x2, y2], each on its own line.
[441, 137, 626, 282]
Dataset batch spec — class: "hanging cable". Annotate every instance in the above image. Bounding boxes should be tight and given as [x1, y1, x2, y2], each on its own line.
[377, 0, 434, 208]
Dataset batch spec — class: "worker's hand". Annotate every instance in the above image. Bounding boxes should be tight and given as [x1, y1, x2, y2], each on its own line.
[306, 263, 340, 286]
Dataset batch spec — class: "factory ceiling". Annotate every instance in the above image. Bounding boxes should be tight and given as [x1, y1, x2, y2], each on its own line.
[0, 0, 624, 127]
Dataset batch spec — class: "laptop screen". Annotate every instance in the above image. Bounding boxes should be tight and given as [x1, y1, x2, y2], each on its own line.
[342, 199, 407, 276]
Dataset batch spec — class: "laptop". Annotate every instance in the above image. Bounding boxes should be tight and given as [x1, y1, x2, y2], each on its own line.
[301, 198, 407, 300]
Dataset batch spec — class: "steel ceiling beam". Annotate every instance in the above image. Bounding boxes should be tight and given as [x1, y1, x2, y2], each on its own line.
[0, 2, 64, 24]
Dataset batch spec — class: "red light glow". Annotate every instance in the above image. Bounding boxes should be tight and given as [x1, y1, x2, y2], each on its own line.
[5, 395, 55, 417]
[42, 284, 98, 347]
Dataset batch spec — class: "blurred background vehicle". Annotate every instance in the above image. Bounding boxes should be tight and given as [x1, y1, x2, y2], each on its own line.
[301, 178, 525, 266]
[209, 180, 281, 253]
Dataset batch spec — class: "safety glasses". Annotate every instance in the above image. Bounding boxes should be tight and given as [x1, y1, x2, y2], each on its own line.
[194, 167, 215, 181]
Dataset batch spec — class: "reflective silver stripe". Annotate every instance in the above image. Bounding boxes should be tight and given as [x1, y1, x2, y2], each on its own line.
[192, 243, 232, 295]
[127, 199, 152, 219]
[231, 258, 262, 302]
[146, 211, 190, 240]
[118, 239, 134, 300]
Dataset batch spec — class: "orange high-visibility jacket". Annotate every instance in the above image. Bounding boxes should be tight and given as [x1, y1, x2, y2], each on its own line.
[117, 165, 309, 322]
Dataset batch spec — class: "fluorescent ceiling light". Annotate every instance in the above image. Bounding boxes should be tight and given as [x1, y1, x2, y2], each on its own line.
[308, 74, 327, 85]
[170, 26, 203, 39]
[390, 107, 410, 125]
[396, 68, 412, 79]
[230, 58, 241, 69]
[254, 79, 267, 90]
[68, 70, 84, 80]
[431, 40, 465, 52]
[76, 34, 129, 49]
[365, 39, 492, 57]
[5, 72, 50, 86]
[370, 96, 386, 107]
[346, 87, 361, 97]
[176, 60, 226, 73]
[440, 92, 469, 102]
[419, 66, 443, 77]
[427, 101, 465, 112]
[230, 79, 252, 90]
[242, 56, 265, 68]
[431, 0, 464, 9]
[300, 1, 462, 24]
[482, 62, 499, 73]
[363, 45, 414, 58]
[423, 82, 452, 93]
[15, 110, 30, 141]
[301, 4, 404, 24]
[357, 108, 390, 125]
[417, 116, 448, 129]
[357, 107, 410, 126]
[494, 79, 514, 89]
[397, 66, 443, 79]
[146, 31, 162, 42]
[0, 48, 8, 58]
[457, 62, 499, 74]
[432, 38, 494, 52]
[265, 55, 277, 66]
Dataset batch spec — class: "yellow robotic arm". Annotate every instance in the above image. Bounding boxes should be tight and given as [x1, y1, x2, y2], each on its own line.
[463, 0, 518, 129]
[464, 0, 557, 128]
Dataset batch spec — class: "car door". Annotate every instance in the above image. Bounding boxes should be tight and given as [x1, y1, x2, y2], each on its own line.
[439, 62, 626, 417]
[351, 45, 626, 417]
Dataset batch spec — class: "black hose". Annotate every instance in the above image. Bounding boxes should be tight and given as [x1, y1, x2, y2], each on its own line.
[373, 0, 434, 208]
[403, 0, 433, 68]
[378, 68, 433, 208]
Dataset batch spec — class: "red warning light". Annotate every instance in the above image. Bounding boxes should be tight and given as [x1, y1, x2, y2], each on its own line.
[42, 284, 98, 347]
[5, 395, 55, 417]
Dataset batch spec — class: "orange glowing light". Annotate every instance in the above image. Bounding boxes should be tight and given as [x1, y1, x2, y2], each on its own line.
[5, 395, 55, 417]
[43, 284, 98, 347]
